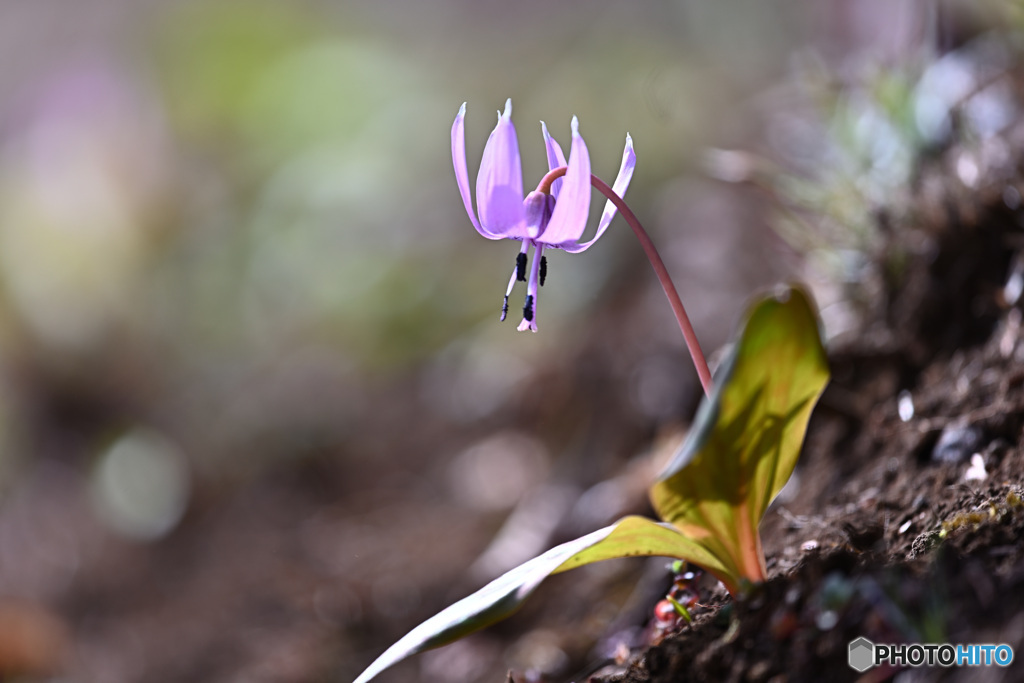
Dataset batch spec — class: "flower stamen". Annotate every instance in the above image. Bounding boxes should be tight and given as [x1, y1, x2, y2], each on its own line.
[517, 243, 545, 332]
[522, 295, 535, 321]
[502, 241, 532, 321]
[516, 252, 527, 281]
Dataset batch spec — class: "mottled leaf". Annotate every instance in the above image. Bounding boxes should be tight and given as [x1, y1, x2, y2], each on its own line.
[354, 285, 830, 681]
[649, 286, 829, 593]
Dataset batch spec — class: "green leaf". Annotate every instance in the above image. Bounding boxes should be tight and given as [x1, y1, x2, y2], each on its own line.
[353, 516, 703, 683]
[649, 285, 829, 592]
[353, 285, 831, 681]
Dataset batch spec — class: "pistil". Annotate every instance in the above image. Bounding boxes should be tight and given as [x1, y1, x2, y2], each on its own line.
[517, 243, 545, 332]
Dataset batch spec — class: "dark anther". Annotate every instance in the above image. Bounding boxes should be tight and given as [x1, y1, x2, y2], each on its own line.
[539, 256, 548, 287]
[501, 296, 509, 321]
[516, 253, 527, 282]
[523, 295, 534, 321]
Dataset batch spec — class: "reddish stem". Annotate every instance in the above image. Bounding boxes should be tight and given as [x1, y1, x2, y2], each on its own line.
[536, 166, 566, 195]
[590, 175, 712, 395]
[536, 166, 713, 395]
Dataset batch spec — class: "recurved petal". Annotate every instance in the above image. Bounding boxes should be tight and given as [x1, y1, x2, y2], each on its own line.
[452, 103, 502, 239]
[476, 99, 526, 237]
[536, 116, 590, 247]
[540, 121, 567, 198]
[562, 133, 636, 254]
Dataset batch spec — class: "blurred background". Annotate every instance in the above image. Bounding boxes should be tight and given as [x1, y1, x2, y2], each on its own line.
[0, 0, 1017, 681]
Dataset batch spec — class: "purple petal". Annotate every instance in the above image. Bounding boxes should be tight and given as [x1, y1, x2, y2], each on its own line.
[452, 103, 503, 239]
[535, 116, 590, 247]
[476, 99, 527, 238]
[562, 133, 635, 254]
[540, 121, 567, 198]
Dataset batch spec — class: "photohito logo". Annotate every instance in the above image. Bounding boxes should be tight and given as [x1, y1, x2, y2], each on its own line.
[848, 637, 874, 672]
[848, 638, 1014, 671]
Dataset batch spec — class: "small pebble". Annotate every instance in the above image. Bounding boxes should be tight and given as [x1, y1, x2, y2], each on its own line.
[898, 390, 914, 422]
[964, 453, 987, 481]
[816, 610, 839, 630]
[1005, 257, 1024, 307]
[1004, 184, 1021, 210]
[931, 421, 983, 464]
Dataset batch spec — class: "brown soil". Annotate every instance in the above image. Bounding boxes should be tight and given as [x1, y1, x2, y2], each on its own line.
[7, 27, 1024, 683]
[586, 99, 1024, 683]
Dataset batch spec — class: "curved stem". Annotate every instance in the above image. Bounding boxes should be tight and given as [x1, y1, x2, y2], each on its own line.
[589, 175, 713, 395]
[535, 165, 712, 395]
[536, 166, 567, 195]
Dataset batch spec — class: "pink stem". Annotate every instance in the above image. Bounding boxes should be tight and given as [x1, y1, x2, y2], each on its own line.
[591, 176, 713, 395]
[536, 167, 713, 395]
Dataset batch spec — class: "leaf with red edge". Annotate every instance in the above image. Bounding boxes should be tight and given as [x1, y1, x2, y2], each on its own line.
[649, 285, 829, 592]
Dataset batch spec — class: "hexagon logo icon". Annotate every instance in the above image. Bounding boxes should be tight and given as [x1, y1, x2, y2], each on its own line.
[848, 637, 875, 672]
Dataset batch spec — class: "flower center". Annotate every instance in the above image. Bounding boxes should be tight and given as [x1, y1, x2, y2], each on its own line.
[523, 190, 555, 240]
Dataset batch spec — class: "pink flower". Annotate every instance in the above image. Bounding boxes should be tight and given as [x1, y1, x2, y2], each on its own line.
[452, 99, 635, 331]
